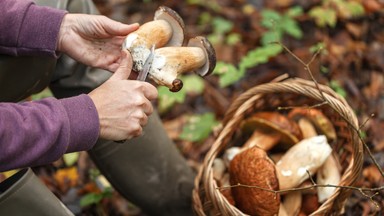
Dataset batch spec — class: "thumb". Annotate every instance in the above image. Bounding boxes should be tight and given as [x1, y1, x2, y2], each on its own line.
[109, 50, 133, 81]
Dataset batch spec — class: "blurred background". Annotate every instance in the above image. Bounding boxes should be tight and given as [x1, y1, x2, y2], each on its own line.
[3, 0, 384, 215]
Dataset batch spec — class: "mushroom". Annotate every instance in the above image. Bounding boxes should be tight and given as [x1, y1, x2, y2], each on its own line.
[240, 112, 303, 151]
[122, 6, 185, 72]
[275, 135, 332, 190]
[147, 37, 216, 92]
[222, 146, 242, 168]
[122, 6, 216, 92]
[288, 108, 337, 142]
[282, 191, 302, 216]
[296, 115, 341, 203]
[316, 154, 341, 203]
[229, 146, 280, 215]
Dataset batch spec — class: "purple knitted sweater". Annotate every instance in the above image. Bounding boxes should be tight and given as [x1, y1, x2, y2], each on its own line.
[0, 0, 100, 172]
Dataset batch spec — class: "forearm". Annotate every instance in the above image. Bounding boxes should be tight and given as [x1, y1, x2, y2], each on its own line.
[0, 95, 99, 172]
[0, 0, 66, 57]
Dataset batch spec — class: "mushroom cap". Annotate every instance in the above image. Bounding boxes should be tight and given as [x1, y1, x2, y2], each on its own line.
[229, 146, 280, 215]
[241, 112, 302, 149]
[154, 6, 185, 47]
[288, 108, 337, 141]
[187, 36, 216, 77]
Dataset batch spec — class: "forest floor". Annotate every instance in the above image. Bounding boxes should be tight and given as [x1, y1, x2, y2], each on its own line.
[4, 0, 384, 215]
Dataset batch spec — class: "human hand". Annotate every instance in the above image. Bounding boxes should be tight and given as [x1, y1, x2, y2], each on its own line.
[57, 14, 139, 72]
[88, 50, 158, 141]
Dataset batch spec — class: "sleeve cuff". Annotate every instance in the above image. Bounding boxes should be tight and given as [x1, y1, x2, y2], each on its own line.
[60, 94, 100, 152]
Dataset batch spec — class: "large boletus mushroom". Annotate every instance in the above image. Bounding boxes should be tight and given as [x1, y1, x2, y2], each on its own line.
[275, 135, 332, 190]
[123, 6, 216, 92]
[122, 6, 185, 72]
[148, 36, 216, 92]
[240, 112, 303, 151]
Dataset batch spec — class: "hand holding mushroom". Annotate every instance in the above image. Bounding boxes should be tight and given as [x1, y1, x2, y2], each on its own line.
[122, 6, 216, 92]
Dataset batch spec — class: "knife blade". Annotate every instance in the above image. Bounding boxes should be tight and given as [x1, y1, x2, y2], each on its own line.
[137, 44, 155, 81]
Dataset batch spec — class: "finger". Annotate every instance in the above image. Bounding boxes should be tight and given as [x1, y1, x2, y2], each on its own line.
[142, 83, 158, 101]
[101, 17, 140, 36]
[109, 50, 133, 81]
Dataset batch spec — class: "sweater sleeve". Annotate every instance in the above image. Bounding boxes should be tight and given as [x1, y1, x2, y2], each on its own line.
[0, 0, 66, 57]
[0, 94, 100, 172]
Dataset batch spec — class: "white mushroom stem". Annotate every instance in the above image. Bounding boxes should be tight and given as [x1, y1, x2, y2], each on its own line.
[282, 191, 302, 216]
[275, 135, 332, 190]
[297, 118, 318, 139]
[316, 154, 341, 203]
[149, 47, 206, 92]
[243, 130, 281, 151]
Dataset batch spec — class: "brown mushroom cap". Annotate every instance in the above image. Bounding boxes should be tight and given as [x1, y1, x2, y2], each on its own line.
[288, 108, 337, 141]
[187, 36, 216, 76]
[154, 6, 185, 47]
[241, 112, 303, 150]
[229, 146, 280, 215]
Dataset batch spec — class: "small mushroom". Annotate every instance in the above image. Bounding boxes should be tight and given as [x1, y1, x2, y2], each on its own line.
[288, 108, 337, 142]
[275, 135, 332, 190]
[212, 158, 226, 181]
[148, 37, 216, 92]
[297, 118, 318, 139]
[222, 146, 242, 168]
[241, 112, 303, 151]
[282, 191, 302, 216]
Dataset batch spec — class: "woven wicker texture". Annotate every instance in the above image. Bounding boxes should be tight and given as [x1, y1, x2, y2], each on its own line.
[192, 77, 364, 216]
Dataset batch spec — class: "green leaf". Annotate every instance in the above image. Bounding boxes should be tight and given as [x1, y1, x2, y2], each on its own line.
[239, 44, 283, 70]
[261, 10, 282, 28]
[226, 33, 241, 46]
[281, 18, 302, 39]
[157, 86, 186, 114]
[261, 31, 282, 46]
[79, 188, 113, 207]
[80, 193, 103, 207]
[286, 6, 304, 18]
[212, 17, 233, 34]
[329, 80, 347, 98]
[213, 62, 242, 87]
[182, 75, 205, 94]
[31, 88, 53, 100]
[179, 113, 219, 142]
[309, 7, 337, 27]
[63, 152, 79, 167]
[344, 1, 365, 17]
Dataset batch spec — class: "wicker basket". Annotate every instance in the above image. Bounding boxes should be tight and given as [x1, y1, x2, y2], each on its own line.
[192, 77, 364, 216]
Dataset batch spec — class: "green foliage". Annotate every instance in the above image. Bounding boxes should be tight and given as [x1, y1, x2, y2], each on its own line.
[63, 152, 79, 167]
[31, 88, 53, 100]
[206, 17, 240, 46]
[261, 6, 303, 45]
[80, 188, 113, 207]
[179, 113, 219, 142]
[186, 0, 221, 12]
[329, 80, 347, 98]
[309, 7, 338, 27]
[214, 43, 283, 87]
[309, 0, 365, 27]
[157, 75, 205, 114]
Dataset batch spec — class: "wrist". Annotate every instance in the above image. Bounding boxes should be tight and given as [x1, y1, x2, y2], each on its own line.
[57, 14, 74, 52]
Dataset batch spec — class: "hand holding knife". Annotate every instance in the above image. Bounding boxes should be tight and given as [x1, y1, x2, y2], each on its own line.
[115, 44, 155, 143]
